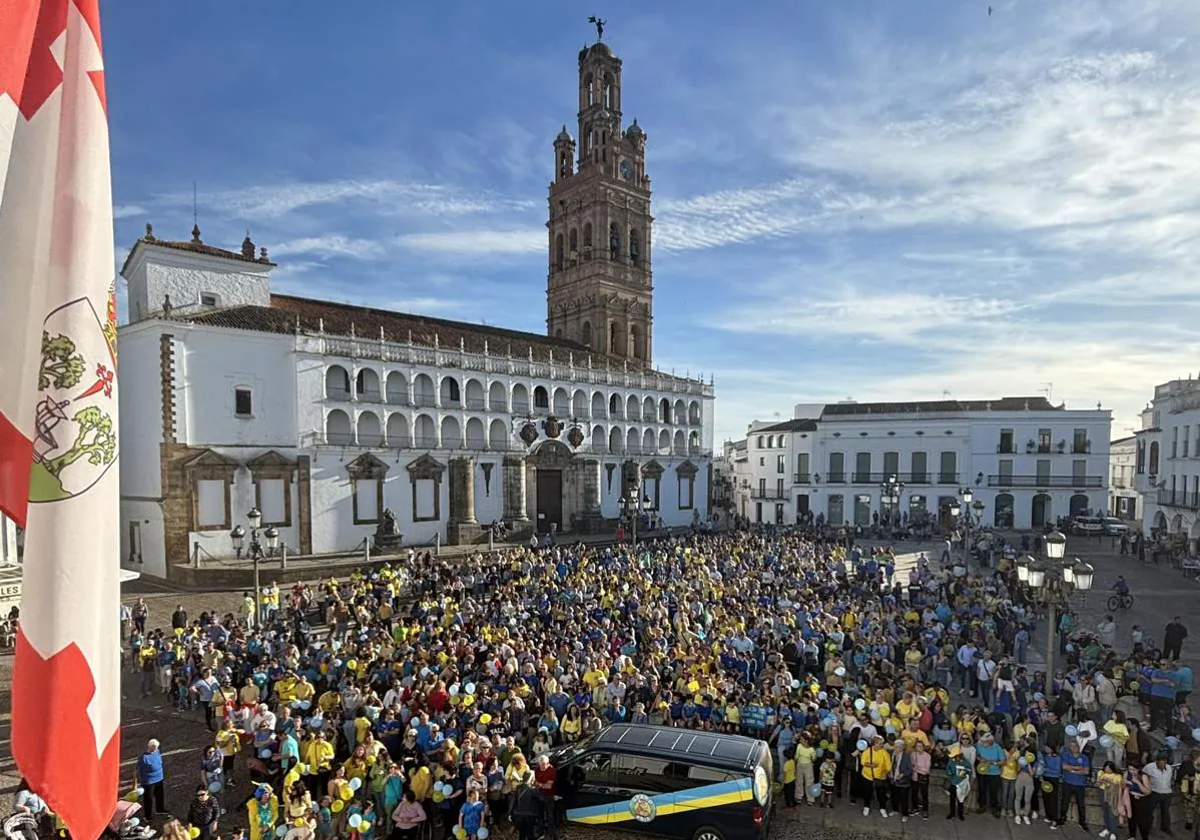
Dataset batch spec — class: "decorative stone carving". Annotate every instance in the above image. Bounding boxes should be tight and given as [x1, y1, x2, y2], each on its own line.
[405, 453, 446, 481]
[519, 421, 539, 447]
[605, 462, 616, 492]
[481, 462, 493, 495]
[640, 459, 665, 479]
[542, 416, 563, 439]
[374, 508, 402, 551]
[347, 452, 389, 525]
[183, 449, 240, 531]
[346, 452, 389, 480]
[567, 425, 585, 448]
[675, 460, 699, 478]
[528, 440, 573, 469]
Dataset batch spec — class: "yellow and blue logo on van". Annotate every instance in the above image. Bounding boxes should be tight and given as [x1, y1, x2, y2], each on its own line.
[566, 777, 756, 826]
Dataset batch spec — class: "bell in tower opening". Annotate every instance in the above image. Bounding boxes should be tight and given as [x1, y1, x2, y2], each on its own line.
[546, 34, 654, 368]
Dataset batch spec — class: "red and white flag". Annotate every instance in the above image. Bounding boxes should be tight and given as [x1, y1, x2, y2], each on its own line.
[0, 1, 121, 838]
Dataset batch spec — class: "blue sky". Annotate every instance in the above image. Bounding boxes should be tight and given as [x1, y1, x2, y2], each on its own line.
[102, 0, 1200, 445]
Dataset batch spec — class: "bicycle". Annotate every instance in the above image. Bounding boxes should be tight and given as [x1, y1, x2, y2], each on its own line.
[1107, 591, 1134, 611]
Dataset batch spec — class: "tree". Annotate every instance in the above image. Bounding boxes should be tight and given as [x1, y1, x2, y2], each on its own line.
[39, 331, 86, 391]
[43, 406, 116, 479]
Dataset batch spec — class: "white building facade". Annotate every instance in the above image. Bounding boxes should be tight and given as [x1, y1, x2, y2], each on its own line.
[1109, 435, 1139, 521]
[730, 398, 1111, 530]
[117, 233, 714, 582]
[1134, 378, 1200, 544]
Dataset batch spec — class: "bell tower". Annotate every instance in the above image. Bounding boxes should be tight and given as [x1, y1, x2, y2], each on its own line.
[546, 39, 653, 367]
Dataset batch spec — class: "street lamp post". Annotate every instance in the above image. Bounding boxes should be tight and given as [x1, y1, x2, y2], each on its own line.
[1014, 527, 1093, 674]
[230, 507, 279, 628]
[618, 483, 651, 548]
[879, 475, 905, 529]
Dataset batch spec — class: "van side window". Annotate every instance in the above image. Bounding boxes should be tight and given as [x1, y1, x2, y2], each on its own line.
[614, 755, 730, 793]
[571, 753, 612, 789]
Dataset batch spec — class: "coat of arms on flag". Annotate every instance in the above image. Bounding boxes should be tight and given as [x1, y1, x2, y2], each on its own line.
[31, 291, 119, 503]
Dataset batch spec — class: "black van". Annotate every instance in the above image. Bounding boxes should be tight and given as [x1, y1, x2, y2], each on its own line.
[551, 724, 773, 840]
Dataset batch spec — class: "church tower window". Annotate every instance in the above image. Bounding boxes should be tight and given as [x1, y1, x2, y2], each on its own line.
[609, 223, 621, 261]
[629, 229, 640, 265]
[555, 234, 564, 270]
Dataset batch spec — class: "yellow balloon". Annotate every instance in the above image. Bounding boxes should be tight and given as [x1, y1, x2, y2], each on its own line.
[331, 800, 345, 813]
[189, 829, 200, 839]
[687, 681, 699, 692]
[294, 820, 306, 828]
[479, 714, 492, 725]
[360, 823, 372, 832]
[339, 787, 353, 801]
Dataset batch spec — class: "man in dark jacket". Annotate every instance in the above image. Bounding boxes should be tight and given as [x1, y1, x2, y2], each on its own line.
[511, 782, 542, 840]
[1164, 617, 1188, 661]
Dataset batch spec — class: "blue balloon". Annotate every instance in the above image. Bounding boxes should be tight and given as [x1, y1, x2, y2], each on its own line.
[856, 739, 868, 751]
[808, 783, 823, 799]
[259, 748, 273, 759]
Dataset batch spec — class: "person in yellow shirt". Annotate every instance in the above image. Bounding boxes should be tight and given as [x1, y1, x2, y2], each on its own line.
[302, 732, 335, 793]
[1000, 746, 1021, 816]
[782, 749, 797, 810]
[900, 719, 930, 753]
[859, 735, 893, 817]
[216, 719, 243, 784]
[795, 735, 817, 805]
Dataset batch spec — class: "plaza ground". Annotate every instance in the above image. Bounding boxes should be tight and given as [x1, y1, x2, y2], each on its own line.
[0, 531, 1195, 839]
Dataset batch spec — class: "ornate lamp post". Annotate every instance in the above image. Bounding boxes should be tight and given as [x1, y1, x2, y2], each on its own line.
[1015, 527, 1092, 672]
[230, 507, 279, 628]
[879, 475, 905, 527]
[618, 482, 651, 547]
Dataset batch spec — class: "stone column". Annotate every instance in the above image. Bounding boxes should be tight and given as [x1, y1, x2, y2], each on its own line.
[503, 455, 529, 522]
[448, 457, 477, 525]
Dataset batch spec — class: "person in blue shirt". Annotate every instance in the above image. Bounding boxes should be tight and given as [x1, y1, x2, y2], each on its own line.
[1039, 744, 1062, 825]
[1058, 741, 1090, 830]
[1175, 662, 1194, 705]
[137, 739, 166, 820]
[1149, 660, 1177, 731]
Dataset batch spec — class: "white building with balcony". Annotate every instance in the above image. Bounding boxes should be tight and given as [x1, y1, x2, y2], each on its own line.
[730, 398, 1111, 529]
[1133, 377, 1200, 545]
[1109, 435, 1139, 521]
[116, 227, 714, 582]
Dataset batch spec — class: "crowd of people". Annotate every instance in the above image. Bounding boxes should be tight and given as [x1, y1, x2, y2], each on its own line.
[25, 526, 1200, 840]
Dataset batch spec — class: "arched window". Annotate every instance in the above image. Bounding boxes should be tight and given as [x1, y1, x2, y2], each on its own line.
[629, 228, 640, 265]
[1149, 441, 1160, 474]
[555, 233, 564, 270]
[603, 75, 613, 108]
[609, 322, 624, 356]
[534, 386, 549, 410]
[581, 321, 593, 347]
[630, 324, 643, 359]
[554, 328, 563, 338]
[569, 228, 578, 254]
[583, 223, 593, 251]
[585, 74, 594, 106]
[609, 222, 620, 260]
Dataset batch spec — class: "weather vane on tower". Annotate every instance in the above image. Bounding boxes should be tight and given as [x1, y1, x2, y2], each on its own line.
[587, 16, 607, 40]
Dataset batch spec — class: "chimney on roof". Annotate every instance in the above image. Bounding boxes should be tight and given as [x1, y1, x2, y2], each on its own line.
[241, 231, 255, 259]
[144, 223, 155, 241]
[191, 224, 202, 244]
[259, 246, 269, 262]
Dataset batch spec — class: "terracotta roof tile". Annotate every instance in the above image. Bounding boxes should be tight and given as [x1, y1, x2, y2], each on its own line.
[183, 294, 663, 375]
[756, 418, 818, 432]
[821, 397, 1059, 416]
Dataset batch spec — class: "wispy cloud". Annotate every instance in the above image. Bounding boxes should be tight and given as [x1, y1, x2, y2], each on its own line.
[395, 229, 544, 256]
[113, 205, 147, 220]
[271, 235, 386, 260]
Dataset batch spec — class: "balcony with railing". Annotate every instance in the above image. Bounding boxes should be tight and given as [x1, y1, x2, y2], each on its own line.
[997, 441, 1017, 454]
[986, 474, 1104, 488]
[1157, 489, 1200, 510]
[794, 472, 811, 485]
[750, 488, 788, 500]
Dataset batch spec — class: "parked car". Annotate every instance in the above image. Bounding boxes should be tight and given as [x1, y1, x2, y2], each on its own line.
[1072, 515, 1105, 536]
[1102, 517, 1129, 536]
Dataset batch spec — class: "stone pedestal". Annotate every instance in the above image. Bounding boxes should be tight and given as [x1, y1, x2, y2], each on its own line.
[447, 456, 482, 545]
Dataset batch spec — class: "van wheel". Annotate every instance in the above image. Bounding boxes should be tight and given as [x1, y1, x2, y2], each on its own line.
[692, 828, 725, 840]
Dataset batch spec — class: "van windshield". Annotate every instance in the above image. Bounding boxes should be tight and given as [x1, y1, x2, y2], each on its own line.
[547, 732, 599, 765]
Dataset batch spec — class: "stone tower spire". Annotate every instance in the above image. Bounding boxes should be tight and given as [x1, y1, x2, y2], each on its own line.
[546, 40, 653, 367]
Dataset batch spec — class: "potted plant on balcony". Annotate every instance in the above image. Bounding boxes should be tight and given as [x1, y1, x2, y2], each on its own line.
[1026, 439, 1036, 453]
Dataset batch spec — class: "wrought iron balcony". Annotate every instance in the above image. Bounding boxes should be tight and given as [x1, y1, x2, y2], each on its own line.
[1157, 489, 1200, 510]
[986, 475, 1104, 488]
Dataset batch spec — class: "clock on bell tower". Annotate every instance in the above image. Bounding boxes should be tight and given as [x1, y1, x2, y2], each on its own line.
[546, 38, 654, 368]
